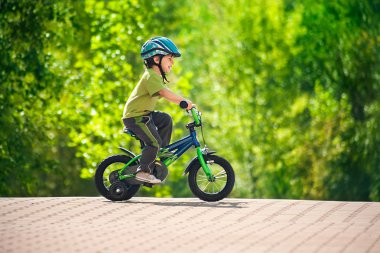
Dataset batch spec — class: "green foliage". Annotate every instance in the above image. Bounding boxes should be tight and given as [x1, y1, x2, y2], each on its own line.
[1, 0, 379, 201]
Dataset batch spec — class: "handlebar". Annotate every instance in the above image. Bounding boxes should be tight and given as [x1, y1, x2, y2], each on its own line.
[180, 100, 201, 126]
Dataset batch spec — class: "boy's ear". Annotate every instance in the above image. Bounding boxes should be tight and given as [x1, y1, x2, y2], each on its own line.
[153, 55, 160, 64]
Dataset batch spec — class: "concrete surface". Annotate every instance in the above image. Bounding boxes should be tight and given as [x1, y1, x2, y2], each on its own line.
[0, 197, 379, 253]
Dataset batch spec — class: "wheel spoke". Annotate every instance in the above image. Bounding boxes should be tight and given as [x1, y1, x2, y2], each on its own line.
[215, 180, 225, 189]
[213, 182, 220, 192]
[214, 170, 226, 176]
[215, 179, 227, 185]
[202, 181, 211, 191]
[198, 180, 207, 188]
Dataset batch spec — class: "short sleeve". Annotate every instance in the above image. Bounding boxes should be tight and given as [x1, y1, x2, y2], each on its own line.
[146, 70, 166, 97]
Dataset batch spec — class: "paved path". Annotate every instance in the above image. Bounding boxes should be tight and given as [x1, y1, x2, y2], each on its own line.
[1, 197, 380, 253]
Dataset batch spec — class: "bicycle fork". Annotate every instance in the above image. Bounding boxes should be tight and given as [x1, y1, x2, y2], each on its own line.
[196, 147, 214, 181]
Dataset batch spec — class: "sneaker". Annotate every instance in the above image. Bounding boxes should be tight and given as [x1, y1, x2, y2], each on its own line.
[135, 171, 161, 184]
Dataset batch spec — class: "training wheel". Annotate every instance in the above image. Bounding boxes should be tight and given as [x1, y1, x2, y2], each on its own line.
[108, 181, 128, 201]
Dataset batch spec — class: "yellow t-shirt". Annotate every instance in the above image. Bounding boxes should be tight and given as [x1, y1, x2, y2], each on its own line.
[122, 68, 166, 119]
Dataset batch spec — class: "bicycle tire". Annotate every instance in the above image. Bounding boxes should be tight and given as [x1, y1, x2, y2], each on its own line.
[95, 155, 140, 201]
[188, 155, 235, 202]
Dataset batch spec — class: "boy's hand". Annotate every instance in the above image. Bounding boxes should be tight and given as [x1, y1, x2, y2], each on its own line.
[179, 100, 195, 110]
[186, 100, 194, 110]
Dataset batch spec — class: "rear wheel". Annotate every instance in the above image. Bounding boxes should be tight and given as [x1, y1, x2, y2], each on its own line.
[95, 155, 140, 201]
[188, 155, 235, 202]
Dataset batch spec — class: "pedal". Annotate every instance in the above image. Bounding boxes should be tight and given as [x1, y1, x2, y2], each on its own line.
[143, 183, 153, 188]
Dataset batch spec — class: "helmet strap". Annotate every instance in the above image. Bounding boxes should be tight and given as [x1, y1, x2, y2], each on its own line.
[145, 55, 169, 83]
[156, 55, 169, 84]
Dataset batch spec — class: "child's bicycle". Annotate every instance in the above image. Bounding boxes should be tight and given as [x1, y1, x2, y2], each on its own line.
[94, 101, 235, 202]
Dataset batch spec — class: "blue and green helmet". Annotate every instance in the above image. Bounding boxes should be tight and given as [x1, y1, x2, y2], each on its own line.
[140, 36, 181, 60]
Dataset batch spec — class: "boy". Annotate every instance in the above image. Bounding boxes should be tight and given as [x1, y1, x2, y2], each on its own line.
[122, 36, 193, 184]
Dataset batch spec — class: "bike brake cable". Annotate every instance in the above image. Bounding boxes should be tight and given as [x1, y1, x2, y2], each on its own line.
[201, 125, 207, 147]
[199, 113, 207, 147]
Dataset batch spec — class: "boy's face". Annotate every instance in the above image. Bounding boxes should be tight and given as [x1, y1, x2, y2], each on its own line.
[154, 54, 175, 73]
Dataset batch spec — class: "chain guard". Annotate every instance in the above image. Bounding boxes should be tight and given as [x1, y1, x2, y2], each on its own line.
[152, 160, 169, 182]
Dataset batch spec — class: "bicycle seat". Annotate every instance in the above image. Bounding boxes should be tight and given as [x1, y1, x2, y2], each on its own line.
[123, 127, 137, 137]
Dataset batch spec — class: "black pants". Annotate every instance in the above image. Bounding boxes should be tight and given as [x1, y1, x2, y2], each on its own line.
[123, 111, 172, 173]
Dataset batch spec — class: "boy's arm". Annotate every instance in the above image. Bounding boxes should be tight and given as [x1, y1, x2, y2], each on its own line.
[159, 88, 193, 110]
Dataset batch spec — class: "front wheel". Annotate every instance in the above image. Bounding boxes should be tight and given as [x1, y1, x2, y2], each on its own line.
[188, 155, 235, 202]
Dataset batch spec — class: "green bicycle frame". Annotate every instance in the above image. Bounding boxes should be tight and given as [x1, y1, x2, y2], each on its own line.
[118, 107, 213, 181]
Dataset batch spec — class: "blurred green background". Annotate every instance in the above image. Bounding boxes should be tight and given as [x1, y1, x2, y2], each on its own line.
[1, 0, 379, 201]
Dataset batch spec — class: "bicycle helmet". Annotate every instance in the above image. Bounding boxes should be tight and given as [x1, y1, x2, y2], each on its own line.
[141, 36, 181, 59]
[141, 36, 181, 83]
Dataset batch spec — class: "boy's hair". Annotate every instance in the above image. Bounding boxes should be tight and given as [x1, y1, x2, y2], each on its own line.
[144, 56, 158, 69]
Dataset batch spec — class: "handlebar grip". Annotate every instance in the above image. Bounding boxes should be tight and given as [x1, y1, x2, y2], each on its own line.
[179, 100, 188, 109]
